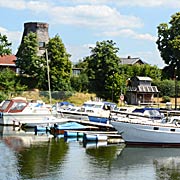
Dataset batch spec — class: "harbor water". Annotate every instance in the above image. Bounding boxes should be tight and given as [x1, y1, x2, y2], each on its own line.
[1, 126, 180, 180]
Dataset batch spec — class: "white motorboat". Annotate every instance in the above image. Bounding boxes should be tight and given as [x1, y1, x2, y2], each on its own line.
[110, 116, 180, 146]
[0, 97, 56, 126]
[57, 100, 117, 124]
[110, 107, 164, 121]
[20, 116, 69, 129]
[84, 101, 116, 124]
[58, 106, 89, 121]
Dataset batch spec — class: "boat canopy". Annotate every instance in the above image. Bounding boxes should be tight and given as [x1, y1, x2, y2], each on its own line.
[55, 122, 87, 130]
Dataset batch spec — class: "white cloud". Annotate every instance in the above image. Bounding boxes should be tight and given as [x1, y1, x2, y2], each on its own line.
[0, 0, 26, 10]
[1, 0, 180, 11]
[101, 29, 156, 42]
[115, 0, 165, 7]
[27, 1, 52, 11]
[0, 26, 22, 54]
[134, 33, 157, 41]
[50, 5, 143, 30]
[0, 0, 52, 11]
[66, 44, 91, 62]
[0, 1, 143, 31]
[0, 27, 21, 42]
[118, 0, 180, 8]
[68, 0, 180, 8]
[82, 43, 96, 49]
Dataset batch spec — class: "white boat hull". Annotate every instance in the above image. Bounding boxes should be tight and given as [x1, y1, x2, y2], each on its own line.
[111, 120, 180, 145]
[0, 113, 55, 126]
[62, 112, 89, 121]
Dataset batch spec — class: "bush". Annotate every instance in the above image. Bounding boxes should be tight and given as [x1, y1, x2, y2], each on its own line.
[153, 79, 175, 97]
[162, 96, 171, 103]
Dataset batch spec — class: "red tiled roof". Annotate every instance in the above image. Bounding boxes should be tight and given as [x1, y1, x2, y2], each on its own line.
[0, 55, 16, 66]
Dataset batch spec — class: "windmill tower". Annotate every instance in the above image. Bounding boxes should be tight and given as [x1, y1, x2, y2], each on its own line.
[17, 22, 49, 56]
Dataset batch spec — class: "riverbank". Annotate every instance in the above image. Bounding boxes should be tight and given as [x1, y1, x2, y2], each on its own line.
[13, 91, 180, 109]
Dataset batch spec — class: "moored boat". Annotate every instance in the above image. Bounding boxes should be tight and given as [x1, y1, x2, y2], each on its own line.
[83, 101, 117, 124]
[110, 107, 164, 121]
[50, 122, 88, 136]
[58, 100, 117, 124]
[0, 97, 56, 126]
[110, 116, 180, 146]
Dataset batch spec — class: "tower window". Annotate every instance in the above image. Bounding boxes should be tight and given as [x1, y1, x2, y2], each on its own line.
[39, 42, 45, 49]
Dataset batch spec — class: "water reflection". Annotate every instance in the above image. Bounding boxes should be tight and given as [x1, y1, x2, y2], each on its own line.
[17, 138, 69, 179]
[112, 147, 180, 180]
[0, 126, 69, 180]
[2, 125, 180, 180]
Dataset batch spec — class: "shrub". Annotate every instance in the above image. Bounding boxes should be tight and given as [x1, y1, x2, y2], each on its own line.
[162, 96, 171, 103]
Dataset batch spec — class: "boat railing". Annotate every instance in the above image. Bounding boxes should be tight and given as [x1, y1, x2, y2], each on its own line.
[110, 115, 180, 128]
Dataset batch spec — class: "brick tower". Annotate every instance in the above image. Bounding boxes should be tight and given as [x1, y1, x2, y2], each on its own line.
[18, 22, 49, 56]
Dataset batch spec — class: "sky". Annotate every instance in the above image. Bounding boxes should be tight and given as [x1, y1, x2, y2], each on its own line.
[0, 0, 180, 68]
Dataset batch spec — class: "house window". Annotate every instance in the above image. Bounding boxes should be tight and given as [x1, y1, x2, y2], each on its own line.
[39, 42, 45, 49]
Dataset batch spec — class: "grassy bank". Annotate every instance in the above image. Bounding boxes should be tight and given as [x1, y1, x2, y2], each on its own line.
[13, 91, 180, 109]
[66, 93, 96, 106]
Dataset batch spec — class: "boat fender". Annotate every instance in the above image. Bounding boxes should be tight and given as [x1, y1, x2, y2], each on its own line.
[175, 122, 179, 126]
[54, 123, 58, 128]
[109, 114, 112, 120]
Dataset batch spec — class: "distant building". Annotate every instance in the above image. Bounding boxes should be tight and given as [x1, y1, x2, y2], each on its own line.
[72, 67, 82, 76]
[17, 22, 50, 56]
[120, 56, 147, 65]
[126, 76, 159, 105]
[0, 55, 17, 72]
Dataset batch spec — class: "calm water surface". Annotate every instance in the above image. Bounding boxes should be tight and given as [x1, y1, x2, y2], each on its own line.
[1, 126, 180, 180]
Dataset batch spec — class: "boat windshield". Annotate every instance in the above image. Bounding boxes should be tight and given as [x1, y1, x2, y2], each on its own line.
[93, 105, 103, 109]
[9, 102, 27, 111]
[0, 100, 11, 110]
[82, 103, 95, 107]
[144, 110, 160, 116]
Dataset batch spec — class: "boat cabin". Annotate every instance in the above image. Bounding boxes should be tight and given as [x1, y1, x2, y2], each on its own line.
[0, 99, 28, 113]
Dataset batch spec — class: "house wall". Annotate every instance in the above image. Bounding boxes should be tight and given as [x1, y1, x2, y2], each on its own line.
[131, 77, 151, 87]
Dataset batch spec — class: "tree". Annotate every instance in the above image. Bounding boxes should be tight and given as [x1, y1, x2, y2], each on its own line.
[44, 34, 72, 91]
[0, 68, 27, 93]
[156, 12, 180, 79]
[71, 73, 89, 92]
[153, 79, 176, 97]
[83, 40, 121, 101]
[121, 64, 161, 81]
[16, 32, 45, 80]
[0, 33, 12, 55]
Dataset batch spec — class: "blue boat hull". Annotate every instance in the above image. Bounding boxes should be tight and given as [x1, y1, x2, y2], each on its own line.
[88, 116, 108, 124]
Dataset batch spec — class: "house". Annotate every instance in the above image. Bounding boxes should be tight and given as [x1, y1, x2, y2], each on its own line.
[0, 55, 17, 72]
[72, 67, 82, 76]
[120, 56, 146, 65]
[126, 76, 159, 105]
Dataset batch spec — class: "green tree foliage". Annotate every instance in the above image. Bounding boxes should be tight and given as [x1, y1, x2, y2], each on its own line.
[83, 40, 121, 101]
[121, 64, 162, 81]
[0, 68, 27, 93]
[16, 32, 45, 80]
[156, 12, 180, 79]
[71, 73, 89, 92]
[44, 34, 72, 91]
[153, 79, 177, 97]
[0, 33, 12, 55]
